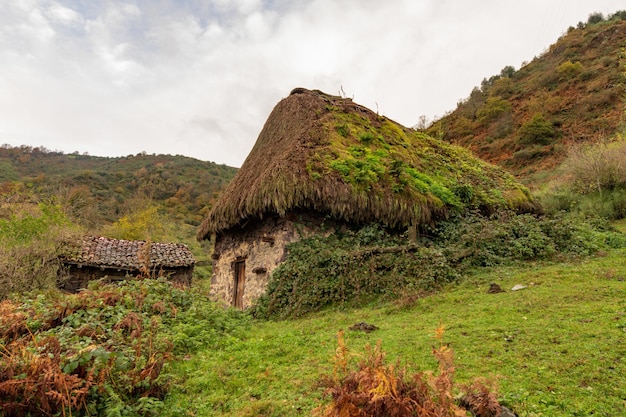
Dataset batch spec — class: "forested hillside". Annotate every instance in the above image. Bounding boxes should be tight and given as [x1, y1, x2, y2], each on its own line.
[426, 11, 626, 181]
[0, 145, 237, 228]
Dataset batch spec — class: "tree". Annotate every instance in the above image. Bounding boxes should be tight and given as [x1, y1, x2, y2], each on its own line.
[587, 12, 604, 25]
[500, 65, 515, 78]
[518, 113, 556, 145]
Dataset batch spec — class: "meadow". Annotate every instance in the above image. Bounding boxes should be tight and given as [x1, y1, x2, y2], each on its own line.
[162, 248, 626, 416]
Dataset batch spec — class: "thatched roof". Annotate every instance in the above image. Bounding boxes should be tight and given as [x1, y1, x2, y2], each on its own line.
[63, 236, 195, 271]
[198, 88, 540, 240]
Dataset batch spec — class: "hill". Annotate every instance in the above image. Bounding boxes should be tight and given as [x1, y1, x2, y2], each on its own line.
[426, 12, 626, 182]
[0, 145, 238, 228]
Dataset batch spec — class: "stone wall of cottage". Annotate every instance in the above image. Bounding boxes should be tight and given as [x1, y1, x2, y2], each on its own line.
[211, 212, 338, 309]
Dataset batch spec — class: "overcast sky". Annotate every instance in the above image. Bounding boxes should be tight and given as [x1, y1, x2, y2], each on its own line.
[1, 0, 624, 167]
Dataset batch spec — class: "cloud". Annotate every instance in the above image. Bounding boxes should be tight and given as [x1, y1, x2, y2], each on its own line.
[1, 0, 625, 166]
[45, 2, 83, 27]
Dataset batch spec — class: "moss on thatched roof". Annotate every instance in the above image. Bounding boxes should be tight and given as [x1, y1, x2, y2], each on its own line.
[197, 88, 540, 240]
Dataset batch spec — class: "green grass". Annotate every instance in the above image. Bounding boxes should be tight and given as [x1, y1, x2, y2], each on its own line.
[163, 250, 626, 416]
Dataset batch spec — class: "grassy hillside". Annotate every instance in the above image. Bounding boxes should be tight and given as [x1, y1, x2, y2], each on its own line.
[426, 12, 626, 182]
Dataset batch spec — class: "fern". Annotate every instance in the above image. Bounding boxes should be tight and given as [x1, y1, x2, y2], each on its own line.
[316, 327, 503, 417]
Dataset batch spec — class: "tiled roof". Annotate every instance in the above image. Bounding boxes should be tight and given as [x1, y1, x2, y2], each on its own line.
[64, 236, 195, 270]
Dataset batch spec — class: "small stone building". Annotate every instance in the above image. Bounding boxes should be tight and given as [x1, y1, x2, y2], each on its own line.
[197, 88, 540, 309]
[60, 236, 195, 291]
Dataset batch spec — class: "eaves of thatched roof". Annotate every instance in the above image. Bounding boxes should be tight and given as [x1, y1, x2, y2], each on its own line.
[197, 88, 541, 240]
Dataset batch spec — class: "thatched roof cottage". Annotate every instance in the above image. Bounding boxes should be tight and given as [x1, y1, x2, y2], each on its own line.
[197, 88, 540, 309]
[60, 236, 195, 291]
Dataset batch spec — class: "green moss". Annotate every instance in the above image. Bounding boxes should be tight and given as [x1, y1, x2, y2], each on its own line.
[328, 146, 387, 191]
[358, 131, 375, 144]
[335, 123, 350, 137]
[308, 102, 535, 214]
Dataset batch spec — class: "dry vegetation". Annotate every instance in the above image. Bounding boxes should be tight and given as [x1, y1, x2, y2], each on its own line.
[426, 13, 626, 180]
[315, 329, 502, 417]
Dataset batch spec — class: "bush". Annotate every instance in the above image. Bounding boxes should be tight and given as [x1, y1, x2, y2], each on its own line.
[476, 96, 511, 125]
[434, 212, 556, 267]
[556, 60, 583, 79]
[254, 213, 626, 318]
[538, 187, 579, 213]
[252, 225, 457, 319]
[433, 211, 626, 266]
[563, 139, 626, 194]
[512, 145, 551, 162]
[518, 114, 556, 145]
[0, 203, 82, 299]
[315, 328, 502, 417]
[587, 12, 605, 25]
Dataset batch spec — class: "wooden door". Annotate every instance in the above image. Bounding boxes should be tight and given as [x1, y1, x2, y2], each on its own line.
[233, 260, 245, 309]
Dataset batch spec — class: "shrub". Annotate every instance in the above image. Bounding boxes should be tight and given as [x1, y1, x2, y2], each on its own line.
[563, 139, 626, 194]
[538, 187, 579, 213]
[103, 205, 168, 241]
[556, 60, 584, 79]
[512, 145, 551, 162]
[587, 12, 605, 25]
[252, 225, 457, 319]
[434, 212, 556, 266]
[518, 114, 556, 145]
[448, 116, 475, 138]
[476, 96, 511, 125]
[315, 328, 502, 417]
[0, 203, 82, 299]
[254, 213, 626, 318]
[499, 65, 516, 78]
[491, 77, 515, 98]
[433, 211, 626, 266]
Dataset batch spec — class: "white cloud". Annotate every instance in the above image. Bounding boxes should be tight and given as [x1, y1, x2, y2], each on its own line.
[45, 2, 83, 27]
[1, 0, 625, 166]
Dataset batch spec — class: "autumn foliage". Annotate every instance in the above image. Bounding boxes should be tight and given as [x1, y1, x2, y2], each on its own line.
[315, 327, 502, 417]
[0, 280, 178, 416]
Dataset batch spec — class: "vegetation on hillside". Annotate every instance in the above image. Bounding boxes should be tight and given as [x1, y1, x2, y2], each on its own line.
[0, 145, 237, 228]
[3, 10, 626, 417]
[426, 11, 626, 179]
[0, 146, 237, 290]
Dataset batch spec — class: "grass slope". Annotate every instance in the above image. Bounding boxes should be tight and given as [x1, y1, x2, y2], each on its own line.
[164, 251, 626, 416]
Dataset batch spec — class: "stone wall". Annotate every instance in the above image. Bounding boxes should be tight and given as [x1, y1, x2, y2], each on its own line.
[211, 211, 338, 309]
[60, 265, 193, 292]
